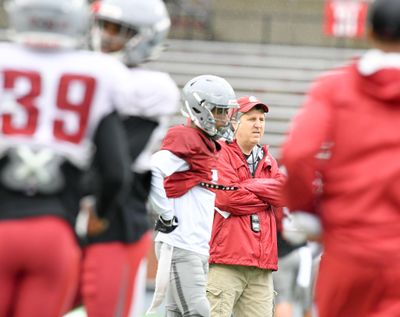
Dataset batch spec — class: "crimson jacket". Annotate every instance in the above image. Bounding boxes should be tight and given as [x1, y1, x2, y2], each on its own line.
[209, 140, 285, 270]
[161, 125, 220, 198]
[282, 51, 400, 263]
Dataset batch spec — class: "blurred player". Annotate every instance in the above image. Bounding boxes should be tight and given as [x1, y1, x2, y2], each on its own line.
[0, 0, 132, 316]
[78, 1, 180, 316]
[281, 0, 400, 316]
[147, 75, 239, 316]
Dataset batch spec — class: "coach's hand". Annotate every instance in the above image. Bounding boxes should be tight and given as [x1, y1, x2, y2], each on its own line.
[155, 215, 178, 234]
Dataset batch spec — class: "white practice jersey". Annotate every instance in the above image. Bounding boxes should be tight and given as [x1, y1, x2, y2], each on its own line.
[0, 42, 131, 169]
[150, 150, 216, 256]
[117, 68, 180, 173]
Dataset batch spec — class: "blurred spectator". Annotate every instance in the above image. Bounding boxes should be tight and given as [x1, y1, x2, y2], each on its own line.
[281, 0, 400, 316]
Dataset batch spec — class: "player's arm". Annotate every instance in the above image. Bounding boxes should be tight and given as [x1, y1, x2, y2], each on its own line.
[116, 73, 179, 163]
[281, 76, 335, 212]
[148, 150, 188, 233]
[122, 116, 159, 162]
[93, 111, 132, 218]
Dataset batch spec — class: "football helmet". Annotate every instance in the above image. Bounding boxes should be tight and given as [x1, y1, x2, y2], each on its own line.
[91, 0, 171, 66]
[181, 75, 239, 141]
[5, 0, 89, 49]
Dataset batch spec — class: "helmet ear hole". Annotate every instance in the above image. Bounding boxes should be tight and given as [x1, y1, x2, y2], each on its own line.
[193, 108, 201, 114]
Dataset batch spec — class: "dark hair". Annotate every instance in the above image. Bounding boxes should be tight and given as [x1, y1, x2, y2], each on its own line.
[369, 0, 400, 41]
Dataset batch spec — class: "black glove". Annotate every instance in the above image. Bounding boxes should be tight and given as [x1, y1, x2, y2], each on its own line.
[155, 215, 178, 234]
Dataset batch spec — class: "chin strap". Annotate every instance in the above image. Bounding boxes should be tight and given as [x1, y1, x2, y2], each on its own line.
[215, 125, 235, 143]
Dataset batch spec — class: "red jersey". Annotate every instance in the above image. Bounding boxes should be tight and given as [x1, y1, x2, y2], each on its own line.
[0, 42, 130, 222]
[161, 125, 221, 198]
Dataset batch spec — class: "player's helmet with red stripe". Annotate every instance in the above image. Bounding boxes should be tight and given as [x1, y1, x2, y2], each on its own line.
[91, 0, 170, 66]
[181, 75, 239, 141]
[5, 0, 89, 49]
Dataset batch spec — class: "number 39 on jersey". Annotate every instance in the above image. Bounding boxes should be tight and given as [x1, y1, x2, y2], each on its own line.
[2, 69, 95, 144]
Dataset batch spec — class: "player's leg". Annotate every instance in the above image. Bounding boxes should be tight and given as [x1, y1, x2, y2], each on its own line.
[0, 220, 22, 317]
[371, 264, 400, 317]
[82, 242, 132, 317]
[13, 217, 81, 317]
[315, 251, 380, 317]
[123, 231, 152, 317]
[167, 247, 210, 317]
[0, 272, 16, 317]
[165, 288, 183, 317]
[273, 250, 299, 317]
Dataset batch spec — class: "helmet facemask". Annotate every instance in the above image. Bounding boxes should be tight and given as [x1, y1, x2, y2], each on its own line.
[90, 0, 171, 66]
[215, 107, 239, 142]
[91, 18, 139, 60]
[182, 91, 239, 142]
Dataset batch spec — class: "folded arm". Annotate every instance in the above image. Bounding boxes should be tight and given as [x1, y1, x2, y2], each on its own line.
[216, 153, 269, 216]
[241, 173, 286, 207]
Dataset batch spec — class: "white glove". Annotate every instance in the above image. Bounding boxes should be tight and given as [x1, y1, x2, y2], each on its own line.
[282, 212, 322, 245]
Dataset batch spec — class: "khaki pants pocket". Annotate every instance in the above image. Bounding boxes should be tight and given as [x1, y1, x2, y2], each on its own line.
[207, 285, 235, 317]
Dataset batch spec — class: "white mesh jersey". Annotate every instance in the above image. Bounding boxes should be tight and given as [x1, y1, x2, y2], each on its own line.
[150, 150, 216, 256]
[118, 68, 180, 173]
[0, 42, 131, 169]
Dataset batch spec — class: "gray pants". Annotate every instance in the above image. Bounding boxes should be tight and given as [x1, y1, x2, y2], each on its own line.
[156, 242, 210, 317]
[273, 243, 321, 310]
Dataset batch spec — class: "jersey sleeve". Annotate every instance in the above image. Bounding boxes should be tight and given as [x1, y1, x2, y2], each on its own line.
[102, 57, 133, 114]
[92, 112, 132, 218]
[148, 150, 189, 218]
[115, 70, 180, 121]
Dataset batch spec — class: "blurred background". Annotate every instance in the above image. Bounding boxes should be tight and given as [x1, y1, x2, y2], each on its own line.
[0, 0, 371, 48]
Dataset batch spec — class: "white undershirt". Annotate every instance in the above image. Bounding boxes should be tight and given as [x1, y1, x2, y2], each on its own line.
[149, 150, 216, 256]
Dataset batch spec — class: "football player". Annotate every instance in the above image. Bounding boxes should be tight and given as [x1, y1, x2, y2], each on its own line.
[78, 1, 180, 316]
[282, 0, 400, 316]
[0, 0, 132, 316]
[147, 75, 239, 316]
